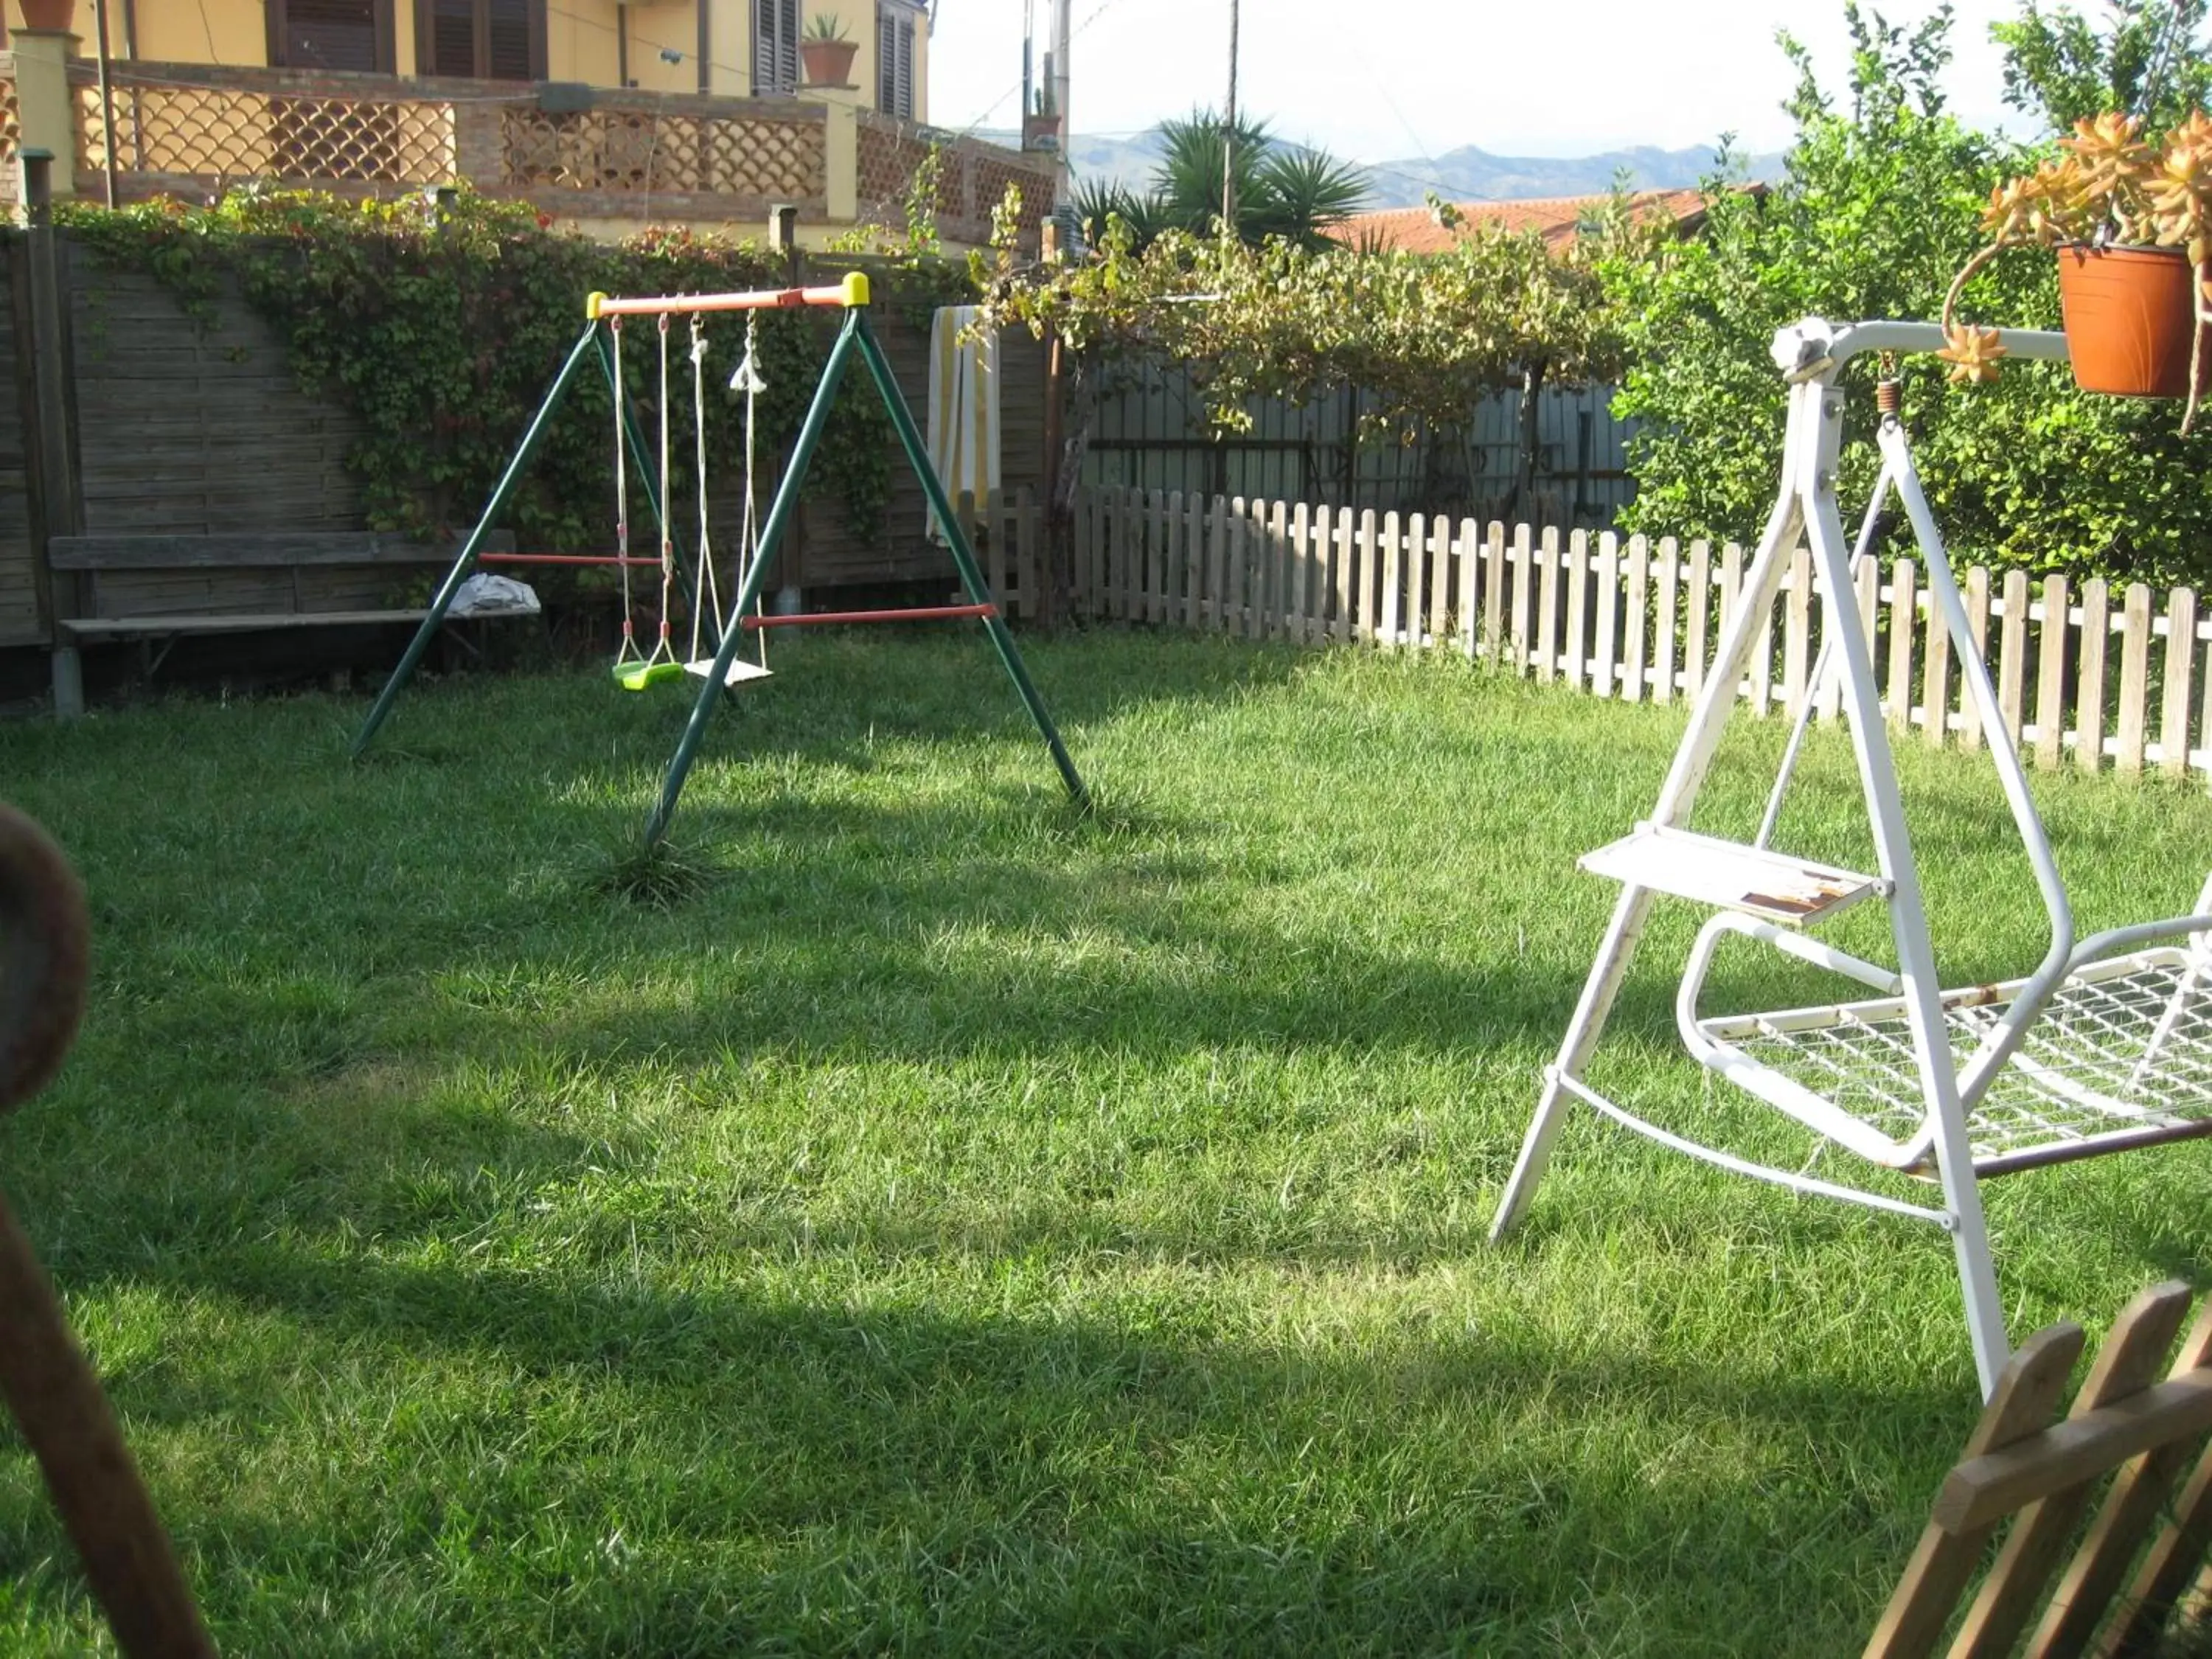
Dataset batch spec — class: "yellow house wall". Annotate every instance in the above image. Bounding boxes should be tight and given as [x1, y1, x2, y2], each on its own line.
[706, 0, 751, 96]
[93, 0, 270, 65]
[51, 0, 922, 114]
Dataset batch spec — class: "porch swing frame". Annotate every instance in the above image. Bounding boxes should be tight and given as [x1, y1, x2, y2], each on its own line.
[1488, 316, 2212, 1399]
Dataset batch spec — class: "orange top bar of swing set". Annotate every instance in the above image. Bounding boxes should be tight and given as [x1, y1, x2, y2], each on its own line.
[587, 271, 870, 320]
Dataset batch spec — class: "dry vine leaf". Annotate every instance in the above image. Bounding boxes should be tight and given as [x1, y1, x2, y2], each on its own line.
[1938, 323, 2008, 385]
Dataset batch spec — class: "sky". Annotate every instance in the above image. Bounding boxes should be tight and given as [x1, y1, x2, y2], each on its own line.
[928, 0, 2035, 161]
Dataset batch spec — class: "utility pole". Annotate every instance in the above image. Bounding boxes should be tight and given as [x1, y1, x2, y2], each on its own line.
[1051, 0, 1074, 205]
[1221, 0, 1239, 235]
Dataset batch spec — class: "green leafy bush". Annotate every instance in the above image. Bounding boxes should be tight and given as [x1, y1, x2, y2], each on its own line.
[54, 187, 972, 557]
[1607, 5, 2212, 585]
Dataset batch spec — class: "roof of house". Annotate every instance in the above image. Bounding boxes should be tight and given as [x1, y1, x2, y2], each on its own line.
[1331, 187, 1719, 256]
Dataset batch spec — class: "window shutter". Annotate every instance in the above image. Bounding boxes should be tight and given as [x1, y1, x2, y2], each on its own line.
[428, 0, 474, 76]
[485, 0, 535, 79]
[877, 8, 894, 114]
[756, 0, 799, 95]
[875, 6, 914, 118]
[282, 0, 383, 72]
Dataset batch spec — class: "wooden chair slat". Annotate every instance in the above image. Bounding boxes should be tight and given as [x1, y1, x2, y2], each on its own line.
[1949, 1284, 2194, 1658]
[1864, 1323, 2086, 1659]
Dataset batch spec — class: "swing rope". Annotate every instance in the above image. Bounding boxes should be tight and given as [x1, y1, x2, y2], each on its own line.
[611, 317, 645, 669]
[646, 313, 678, 672]
[732, 310, 768, 673]
[687, 314, 722, 665]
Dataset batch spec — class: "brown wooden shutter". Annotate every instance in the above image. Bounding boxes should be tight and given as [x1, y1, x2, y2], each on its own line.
[427, 0, 474, 75]
[485, 0, 538, 80]
[755, 0, 799, 95]
[876, 5, 914, 118]
[274, 0, 393, 72]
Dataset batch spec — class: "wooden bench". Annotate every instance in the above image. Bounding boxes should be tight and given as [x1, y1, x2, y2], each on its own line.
[45, 531, 515, 714]
[1865, 1280, 2212, 1657]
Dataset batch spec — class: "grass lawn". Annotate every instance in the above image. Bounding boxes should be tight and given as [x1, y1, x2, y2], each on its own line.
[1, 627, 2209, 1655]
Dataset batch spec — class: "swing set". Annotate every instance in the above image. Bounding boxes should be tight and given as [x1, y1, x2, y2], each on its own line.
[351, 272, 1088, 847]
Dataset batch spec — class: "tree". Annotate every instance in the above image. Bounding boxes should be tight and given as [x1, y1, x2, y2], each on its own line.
[975, 187, 1659, 527]
[1992, 0, 2212, 134]
[1607, 1, 2212, 583]
[1069, 110, 1368, 252]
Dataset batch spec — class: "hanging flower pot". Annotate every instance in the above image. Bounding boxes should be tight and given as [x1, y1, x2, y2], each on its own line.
[1940, 111, 2212, 430]
[15, 0, 76, 31]
[2055, 243, 2210, 399]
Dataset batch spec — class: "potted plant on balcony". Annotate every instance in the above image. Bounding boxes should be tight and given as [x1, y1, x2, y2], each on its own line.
[15, 0, 75, 30]
[1023, 84, 1062, 153]
[800, 15, 859, 88]
[1940, 110, 2212, 430]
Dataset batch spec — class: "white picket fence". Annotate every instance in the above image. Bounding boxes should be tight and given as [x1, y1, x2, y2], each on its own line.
[1074, 484, 2212, 782]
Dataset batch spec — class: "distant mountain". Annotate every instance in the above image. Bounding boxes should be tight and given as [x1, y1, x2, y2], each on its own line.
[1360, 143, 1788, 207]
[974, 125, 1787, 209]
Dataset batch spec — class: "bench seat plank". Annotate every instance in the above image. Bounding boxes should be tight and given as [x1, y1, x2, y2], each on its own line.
[49, 532, 512, 569]
[59, 610, 432, 637]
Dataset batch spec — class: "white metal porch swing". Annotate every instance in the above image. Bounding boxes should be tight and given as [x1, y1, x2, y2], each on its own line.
[1489, 316, 2212, 1399]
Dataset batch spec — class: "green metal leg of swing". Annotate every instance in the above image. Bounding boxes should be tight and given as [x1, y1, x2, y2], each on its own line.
[641, 314, 864, 849]
[852, 313, 1091, 813]
[352, 318, 601, 757]
[639, 308, 1091, 851]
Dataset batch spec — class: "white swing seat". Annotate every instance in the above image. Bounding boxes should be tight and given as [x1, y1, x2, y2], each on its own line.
[685, 656, 773, 686]
[1580, 824, 1885, 929]
[1694, 946, 2212, 1176]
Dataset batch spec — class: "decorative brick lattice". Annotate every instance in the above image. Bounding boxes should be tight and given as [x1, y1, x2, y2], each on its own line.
[0, 75, 20, 209]
[77, 80, 456, 186]
[501, 107, 824, 200]
[855, 114, 1053, 246]
[964, 149, 1051, 242]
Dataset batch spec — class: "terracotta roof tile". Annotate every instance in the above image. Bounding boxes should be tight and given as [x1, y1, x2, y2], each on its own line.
[1330, 187, 1719, 255]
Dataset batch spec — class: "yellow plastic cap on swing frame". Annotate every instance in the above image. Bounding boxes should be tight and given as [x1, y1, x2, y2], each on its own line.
[838, 271, 871, 308]
[585, 291, 608, 320]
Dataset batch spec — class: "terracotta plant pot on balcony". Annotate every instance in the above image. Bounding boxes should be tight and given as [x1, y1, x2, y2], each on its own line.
[800, 39, 859, 88]
[15, 0, 75, 30]
[1022, 113, 1063, 153]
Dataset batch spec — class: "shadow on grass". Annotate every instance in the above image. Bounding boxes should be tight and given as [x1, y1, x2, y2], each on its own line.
[80, 1230, 1966, 1655]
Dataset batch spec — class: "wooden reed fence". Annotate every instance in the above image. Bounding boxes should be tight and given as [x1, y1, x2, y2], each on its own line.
[1865, 1279, 2212, 1658]
[1076, 484, 2212, 785]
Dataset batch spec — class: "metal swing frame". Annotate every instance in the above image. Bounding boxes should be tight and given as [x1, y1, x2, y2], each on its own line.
[350, 272, 1089, 849]
[1489, 316, 2212, 1399]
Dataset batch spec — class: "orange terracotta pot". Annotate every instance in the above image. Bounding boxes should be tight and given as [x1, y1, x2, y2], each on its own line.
[799, 39, 858, 87]
[2056, 243, 2210, 400]
[15, 0, 74, 29]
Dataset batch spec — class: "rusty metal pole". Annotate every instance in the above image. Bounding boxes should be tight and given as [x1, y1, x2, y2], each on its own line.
[91, 0, 119, 209]
[0, 804, 216, 1658]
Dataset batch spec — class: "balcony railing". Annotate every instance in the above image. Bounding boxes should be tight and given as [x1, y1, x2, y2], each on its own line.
[855, 108, 1054, 248]
[2, 58, 1055, 246]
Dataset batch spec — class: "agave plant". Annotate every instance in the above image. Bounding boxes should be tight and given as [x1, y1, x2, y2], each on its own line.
[1144, 110, 1366, 248]
[1068, 177, 1168, 254]
[1251, 147, 1369, 251]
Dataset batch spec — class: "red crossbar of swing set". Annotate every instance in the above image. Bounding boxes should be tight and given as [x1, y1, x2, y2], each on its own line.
[740, 604, 997, 629]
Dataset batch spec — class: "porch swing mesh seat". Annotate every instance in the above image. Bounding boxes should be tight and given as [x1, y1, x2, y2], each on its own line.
[1489, 314, 2212, 1402]
[1701, 942, 2212, 1172]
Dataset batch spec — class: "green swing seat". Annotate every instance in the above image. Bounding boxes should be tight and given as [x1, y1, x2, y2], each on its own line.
[613, 658, 688, 692]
